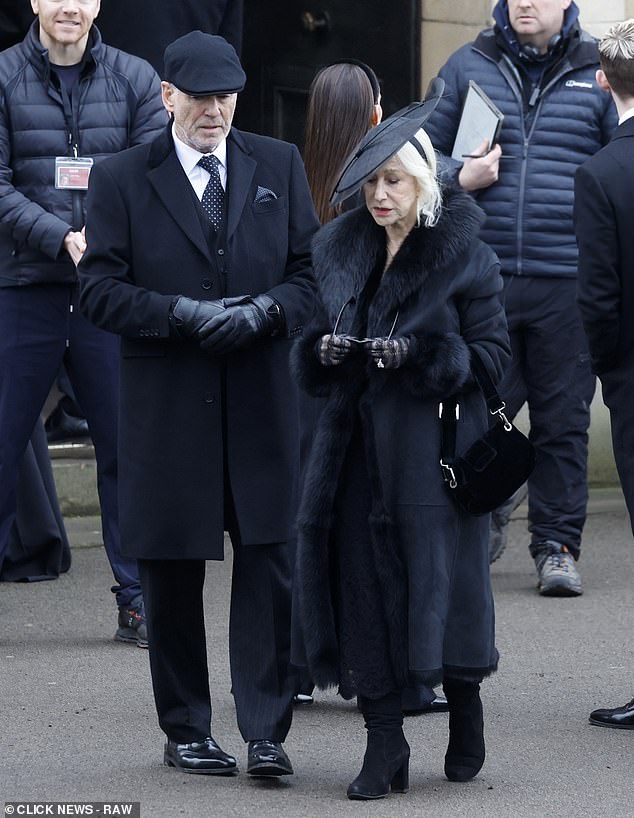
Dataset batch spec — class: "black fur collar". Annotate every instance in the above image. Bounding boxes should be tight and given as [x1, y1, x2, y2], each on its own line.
[311, 186, 485, 330]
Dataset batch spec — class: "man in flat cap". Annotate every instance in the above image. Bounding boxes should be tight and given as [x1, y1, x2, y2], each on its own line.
[78, 31, 319, 776]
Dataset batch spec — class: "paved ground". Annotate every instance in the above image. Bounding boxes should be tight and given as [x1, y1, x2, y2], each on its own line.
[1, 489, 632, 818]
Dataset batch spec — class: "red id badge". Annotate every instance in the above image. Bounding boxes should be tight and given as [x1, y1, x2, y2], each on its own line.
[55, 156, 94, 190]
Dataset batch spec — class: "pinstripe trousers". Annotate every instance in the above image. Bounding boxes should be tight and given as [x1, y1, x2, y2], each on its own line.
[138, 524, 296, 744]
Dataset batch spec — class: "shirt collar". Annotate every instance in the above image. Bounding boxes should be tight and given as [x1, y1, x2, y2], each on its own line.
[618, 106, 634, 125]
[171, 124, 228, 174]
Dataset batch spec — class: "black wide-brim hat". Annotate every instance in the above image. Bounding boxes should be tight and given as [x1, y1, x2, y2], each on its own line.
[163, 31, 246, 96]
[330, 77, 445, 206]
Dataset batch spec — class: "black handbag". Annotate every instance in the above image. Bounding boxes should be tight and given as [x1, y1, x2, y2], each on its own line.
[439, 352, 535, 515]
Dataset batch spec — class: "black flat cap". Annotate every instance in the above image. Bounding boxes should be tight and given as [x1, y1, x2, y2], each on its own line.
[163, 31, 246, 96]
[330, 77, 445, 205]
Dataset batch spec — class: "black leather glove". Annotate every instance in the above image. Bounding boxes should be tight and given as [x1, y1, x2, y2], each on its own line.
[199, 294, 283, 354]
[168, 296, 226, 339]
[316, 333, 355, 366]
[367, 337, 411, 369]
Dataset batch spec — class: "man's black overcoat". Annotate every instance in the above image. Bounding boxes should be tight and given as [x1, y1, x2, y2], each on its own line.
[78, 124, 318, 559]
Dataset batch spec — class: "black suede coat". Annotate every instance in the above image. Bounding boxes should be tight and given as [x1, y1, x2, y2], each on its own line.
[292, 188, 510, 691]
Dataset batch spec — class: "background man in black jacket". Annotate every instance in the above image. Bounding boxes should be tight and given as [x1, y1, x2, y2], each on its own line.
[0, 0, 33, 50]
[0, 0, 166, 642]
[574, 18, 634, 730]
[96, 0, 243, 72]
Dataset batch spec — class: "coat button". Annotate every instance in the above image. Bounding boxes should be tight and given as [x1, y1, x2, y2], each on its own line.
[217, 248, 225, 255]
[204, 393, 215, 404]
[201, 278, 212, 290]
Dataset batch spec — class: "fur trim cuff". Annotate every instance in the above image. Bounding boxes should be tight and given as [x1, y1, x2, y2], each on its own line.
[402, 332, 471, 396]
[290, 333, 359, 397]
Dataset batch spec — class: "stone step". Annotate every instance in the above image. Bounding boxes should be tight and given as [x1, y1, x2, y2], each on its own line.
[49, 441, 100, 517]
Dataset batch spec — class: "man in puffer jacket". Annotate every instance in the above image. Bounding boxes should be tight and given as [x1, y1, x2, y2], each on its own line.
[425, 0, 617, 596]
[0, 0, 166, 643]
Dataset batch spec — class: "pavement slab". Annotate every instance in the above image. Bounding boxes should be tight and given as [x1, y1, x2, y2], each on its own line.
[1, 490, 632, 818]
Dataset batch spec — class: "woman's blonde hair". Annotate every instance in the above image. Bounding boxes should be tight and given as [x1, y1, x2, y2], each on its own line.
[394, 127, 442, 227]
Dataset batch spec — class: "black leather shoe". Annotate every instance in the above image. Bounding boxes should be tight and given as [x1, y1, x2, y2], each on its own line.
[164, 737, 238, 774]
[45, 407, 91, 444]
[403, 695, 449, 716]
[247, 740, 293, 776]
[589, 698, 634, 729]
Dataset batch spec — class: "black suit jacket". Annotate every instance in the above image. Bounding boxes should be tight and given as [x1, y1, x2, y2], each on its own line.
[574, 114, 634, 522]
[78, 124, 319, 559]
[574, 116, 634, 376]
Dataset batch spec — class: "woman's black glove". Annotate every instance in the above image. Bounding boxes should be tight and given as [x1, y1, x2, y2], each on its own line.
[316, 333, 355, 366]
[367, 337, 411, 369]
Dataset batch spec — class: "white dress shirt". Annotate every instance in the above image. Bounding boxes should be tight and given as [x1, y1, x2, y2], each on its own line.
[618, 105, 634, 126]
[172, 124, 228, 199]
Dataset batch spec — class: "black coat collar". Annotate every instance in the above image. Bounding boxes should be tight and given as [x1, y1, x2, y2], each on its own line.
[312, 186, 485, 325]
[612, 115, 634, 141]
[147, 121, 253, 167]
[146, 124, 256, 250]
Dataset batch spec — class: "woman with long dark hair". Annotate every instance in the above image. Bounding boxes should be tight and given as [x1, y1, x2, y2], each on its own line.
[303, 61, 382, 224]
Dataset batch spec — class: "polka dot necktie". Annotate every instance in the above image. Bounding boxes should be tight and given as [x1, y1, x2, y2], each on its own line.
[198, 154, 224, 230]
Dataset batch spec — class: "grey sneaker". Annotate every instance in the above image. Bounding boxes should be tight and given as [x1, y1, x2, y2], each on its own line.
[115, 600, 149, 648]
[534, 541, 583, 597]
[489, 483, 528, 564]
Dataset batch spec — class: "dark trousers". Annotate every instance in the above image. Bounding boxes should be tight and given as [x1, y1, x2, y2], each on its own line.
[138, 517, 295, 744]
[54, 363, 85, 421]
[0, 283, 141, 604]
[499, 276, 595, 558]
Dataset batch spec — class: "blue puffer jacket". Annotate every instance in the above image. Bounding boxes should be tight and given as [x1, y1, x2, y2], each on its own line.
[0, 22, 166, 287]
[425, 5, 617, 278]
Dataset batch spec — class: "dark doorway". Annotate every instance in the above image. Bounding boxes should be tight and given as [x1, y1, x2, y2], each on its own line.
[0, 0, 33, 51]
[236, 1, 421, 148]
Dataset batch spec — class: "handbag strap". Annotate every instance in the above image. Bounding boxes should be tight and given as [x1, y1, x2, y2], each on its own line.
[439, 349, 510, 483]
[439, 396, 460, 485]
[469, 350, 505, 415]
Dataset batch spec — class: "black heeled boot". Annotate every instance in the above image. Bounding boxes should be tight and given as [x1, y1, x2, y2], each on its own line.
[443, 677, 485, 782]
[347, 691, 410, 801]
